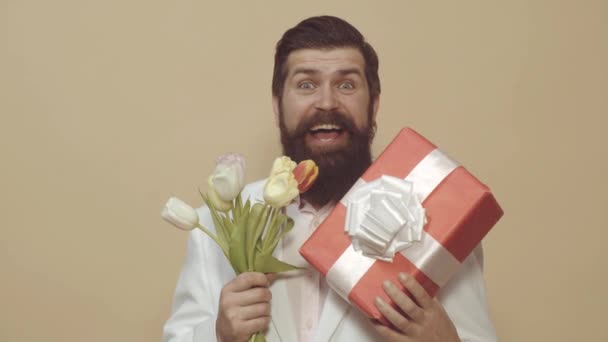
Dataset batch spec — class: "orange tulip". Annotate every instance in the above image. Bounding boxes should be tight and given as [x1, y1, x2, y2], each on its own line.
[293, 160, 319, 193]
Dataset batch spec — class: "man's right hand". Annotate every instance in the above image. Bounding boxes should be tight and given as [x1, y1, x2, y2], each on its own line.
[216, 272, 274, 342]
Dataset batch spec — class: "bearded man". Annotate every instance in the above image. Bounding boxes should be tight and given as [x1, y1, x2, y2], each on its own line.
[163, 16, 497, 342]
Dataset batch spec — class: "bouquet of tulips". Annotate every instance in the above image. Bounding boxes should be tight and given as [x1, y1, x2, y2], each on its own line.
[162, 154, 318, 342]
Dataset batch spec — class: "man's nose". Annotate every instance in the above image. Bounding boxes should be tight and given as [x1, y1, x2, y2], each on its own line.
[314, 86, 339, 112]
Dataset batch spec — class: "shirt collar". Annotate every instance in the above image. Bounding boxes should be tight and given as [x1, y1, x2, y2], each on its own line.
[292, 195, 335, 216]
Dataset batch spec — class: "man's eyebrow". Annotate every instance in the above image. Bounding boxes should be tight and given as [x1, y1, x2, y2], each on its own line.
[290, 67, 320, 77]
[289, 67, 364, 77]
[336, 68, 364, 77]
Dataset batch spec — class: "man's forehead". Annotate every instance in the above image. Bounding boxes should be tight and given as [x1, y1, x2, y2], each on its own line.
[285, 48, 365, 76]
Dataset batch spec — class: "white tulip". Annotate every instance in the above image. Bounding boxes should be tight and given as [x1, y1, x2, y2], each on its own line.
[210, 153, 246, 202]
[207, 176, 233, 212]
[161, 197, 199, 231]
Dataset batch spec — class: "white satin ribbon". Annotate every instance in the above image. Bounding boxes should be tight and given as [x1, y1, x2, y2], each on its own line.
[328, 148, 460, 301]
[344, 175, 426, 261]
[404, 149, 460, 200]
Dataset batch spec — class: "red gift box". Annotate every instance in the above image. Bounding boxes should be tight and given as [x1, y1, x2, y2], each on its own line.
[299, 127, 503, 320]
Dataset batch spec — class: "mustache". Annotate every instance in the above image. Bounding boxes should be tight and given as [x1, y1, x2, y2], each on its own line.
[290, 110, 359, 138]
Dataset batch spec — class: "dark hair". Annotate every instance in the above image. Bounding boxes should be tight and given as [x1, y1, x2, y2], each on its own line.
[272, 16, 380, 100]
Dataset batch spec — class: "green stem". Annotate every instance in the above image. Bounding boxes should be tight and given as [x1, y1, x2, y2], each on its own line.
[200, 193, 231, 250]
[248, 332, 265, 342]
[195, 223, 229, 259]
[232, 193, 242, 220]
[210, 206, 230, 248]
[261, 208, 280, 253]
[247, 205, 271, 272]
[263, 211, 285, 254]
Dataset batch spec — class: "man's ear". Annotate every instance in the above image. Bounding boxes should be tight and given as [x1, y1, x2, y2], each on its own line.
[371, 95, 380, 124]
[272, 96, 280, 127]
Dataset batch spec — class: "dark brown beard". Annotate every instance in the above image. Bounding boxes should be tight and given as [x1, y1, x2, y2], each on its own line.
[279, 109, 374, 208]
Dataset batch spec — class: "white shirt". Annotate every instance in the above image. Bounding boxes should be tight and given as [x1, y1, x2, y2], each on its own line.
[281, 199, 333, 342]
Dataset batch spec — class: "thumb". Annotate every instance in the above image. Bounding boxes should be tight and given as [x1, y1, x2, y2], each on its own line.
[265, 273, 277, 284]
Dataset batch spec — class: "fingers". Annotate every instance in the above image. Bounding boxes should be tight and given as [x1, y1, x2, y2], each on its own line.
[219, 315, 271, 342]
[237, 286, 272, 306]
[265, 273, 277, 283]
[382, 280, 423, 322]
[374, 296, 411, 333]
[240, 302, 271, 320]
[372, 320, 410, 341]
[374, 274, 458, 342]
[241, 316, 272, 336]
[223, 272, 273, 306]
[216, 272, 275, 341]
[229, 272, 271, 292]
[397, 273, 432, 309]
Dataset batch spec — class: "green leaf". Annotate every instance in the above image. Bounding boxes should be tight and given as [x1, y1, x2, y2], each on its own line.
[236, 193, 243, 213]
[228, 202, 257, 274]
[234, 203, 250, 233]
[254, 252, 301, 273]
[265, 216, 294, 255]
[198, 194, 230, 257]
[197, 187, 206, 201]
[203, 195, 230, 253]
[262, 212, 287, 253]
[275, 217, 295, 241]
[265, 207, 278, 237]
[245, 203, 265, 270]
[255, 209, 272, 253]
[221, 215, 233, 239]
[232, 193, 243, 219]
[194, 224, 228, 260]
[248, 332, 266, 342]
[261, 213, 281, 252]
[249, 204, 270, 267]
[243, 199, 251, 213]
[228, 218, 248, 274]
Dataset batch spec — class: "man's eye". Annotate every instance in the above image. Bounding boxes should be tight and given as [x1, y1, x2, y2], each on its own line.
[298, 82, 315, 89]
[338, 82, 354, 90]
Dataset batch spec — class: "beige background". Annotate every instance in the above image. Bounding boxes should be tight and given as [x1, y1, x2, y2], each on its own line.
[1, 1, 607, 341]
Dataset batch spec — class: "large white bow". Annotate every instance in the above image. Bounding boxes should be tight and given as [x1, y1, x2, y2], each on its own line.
[344, 175, 427, 261]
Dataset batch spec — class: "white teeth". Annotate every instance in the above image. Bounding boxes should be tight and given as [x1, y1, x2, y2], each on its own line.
[310, 124, 341, 131]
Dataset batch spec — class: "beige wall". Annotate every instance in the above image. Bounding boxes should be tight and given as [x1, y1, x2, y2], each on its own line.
[1, 1, 607, 341]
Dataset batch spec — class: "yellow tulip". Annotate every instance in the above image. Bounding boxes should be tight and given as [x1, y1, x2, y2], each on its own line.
[269, 156, 297, 178]
[263, 171, 299, 208]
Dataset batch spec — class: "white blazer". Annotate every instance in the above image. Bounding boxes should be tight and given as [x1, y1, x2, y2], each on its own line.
[163, 181, 498, 342]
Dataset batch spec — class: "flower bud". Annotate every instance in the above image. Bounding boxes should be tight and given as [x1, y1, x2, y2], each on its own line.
[207, 176, 232, 212]
[161, 197, 199, 230]
[263, 171, 299, 208]
[269, 156, 297, 178]
[292, 159, 319, 193]
[210, 153, 246, 202]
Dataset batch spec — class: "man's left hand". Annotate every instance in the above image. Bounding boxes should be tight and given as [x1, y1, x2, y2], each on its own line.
[372, 272, 460, 342]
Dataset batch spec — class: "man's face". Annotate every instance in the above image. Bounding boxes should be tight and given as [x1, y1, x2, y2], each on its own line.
[273, 48, 377, 153]
[273, 48, 379, 206]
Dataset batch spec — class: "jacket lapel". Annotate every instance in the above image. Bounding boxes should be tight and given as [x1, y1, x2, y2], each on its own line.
[267, 238, 298, 342]
[314, 287, 351, 342]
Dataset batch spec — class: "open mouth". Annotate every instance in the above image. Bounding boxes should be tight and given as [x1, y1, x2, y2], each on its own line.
[308, 123, 345, 142]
